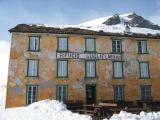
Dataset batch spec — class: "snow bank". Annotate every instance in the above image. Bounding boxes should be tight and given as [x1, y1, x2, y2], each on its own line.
[0, 40, 10, 108]
[0, 99, 92, 120]
[103, 111, 160, 120]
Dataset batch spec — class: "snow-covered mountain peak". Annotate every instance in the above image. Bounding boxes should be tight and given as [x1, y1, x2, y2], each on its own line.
[80, 13, 160, 31]
[80, 13, 134, 26]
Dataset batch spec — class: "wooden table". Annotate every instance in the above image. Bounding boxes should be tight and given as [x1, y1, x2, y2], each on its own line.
[83, 104, 106, 119]
[74, 109, 97, 117]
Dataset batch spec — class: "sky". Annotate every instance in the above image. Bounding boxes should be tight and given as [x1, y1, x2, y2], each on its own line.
[0, 0, 160, 42]
[0, 0, 160, 83]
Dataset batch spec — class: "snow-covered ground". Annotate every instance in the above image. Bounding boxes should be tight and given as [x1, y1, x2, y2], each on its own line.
[0, 99, 91, 120]
[104, 111, 160, 120]
[1, 99, 160, 120]
[0, 40, 10, 108]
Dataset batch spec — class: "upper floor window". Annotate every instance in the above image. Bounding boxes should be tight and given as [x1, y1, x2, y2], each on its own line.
[57, 60, 68, 77]
[28, 36, 40, 51]
[113, 61, 124, 78]
[85, 61, 96, 78]
[139, 62, 150, 79]
[113, 85, 124, 101]
[141, 85, 152, 100]
[26, 85, 38, 105]
[85, 38, 96, 52]
[27, 59, 39, 77]
[138, 40, 148, 54]
[112, 39, 122, 53]
[56, 85, 68, 102]
[57, 37, 68, 51]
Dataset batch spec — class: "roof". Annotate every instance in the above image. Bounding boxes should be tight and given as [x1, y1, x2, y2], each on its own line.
[9, 24, 160, 39]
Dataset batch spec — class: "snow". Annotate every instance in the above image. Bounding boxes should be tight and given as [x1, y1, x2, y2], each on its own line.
[78, 13, 160, 35]
[80, 13, 133, 26]
[33, 12, 160, 35]
[104, 111, 160, 120]
[2, 100, 160, 120]
[0, 40, 10, 108]
[0, 99, 92, 120]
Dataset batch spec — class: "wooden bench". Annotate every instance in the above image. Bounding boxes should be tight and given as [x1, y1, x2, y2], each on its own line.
[99, 102, 117, 107]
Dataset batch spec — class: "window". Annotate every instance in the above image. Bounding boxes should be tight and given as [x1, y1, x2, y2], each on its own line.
[138, 40, 148, 54]
[56, 85, 68, 102]
[112, 40, 122, 53]
[113, 85, 124, 101]
[26, 85, 38, 105]
[113, 61, 124, 78]
[85, 38, 96, 52]
[139, 62, 150, 79]
[27, 59, 39, 77]
[28, 37, 40, 51]
[85, 61, 96, 78]
[57, 37, 68, 51]
[57, 60, 68, 77]
[141, 85, 152, 100]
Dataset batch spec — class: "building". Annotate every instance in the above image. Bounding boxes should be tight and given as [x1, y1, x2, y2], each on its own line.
[5, 23, 160, 108]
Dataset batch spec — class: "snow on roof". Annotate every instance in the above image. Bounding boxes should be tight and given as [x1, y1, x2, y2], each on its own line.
[10, 13, 160, 36]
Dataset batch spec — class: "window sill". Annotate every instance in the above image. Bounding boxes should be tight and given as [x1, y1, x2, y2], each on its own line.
[26, 76, 38, 77]
[56, 76, 68, 79]
[27, 50, 40, 52]
[111, 52, 123, 54]
[56, 50, 69, 52]
[139, 77, 151, 80]
[84, 76, 98, 79]
[84, 51, 97, 53]
[113, 77, 125, 79]
[138, 52, 149, 54]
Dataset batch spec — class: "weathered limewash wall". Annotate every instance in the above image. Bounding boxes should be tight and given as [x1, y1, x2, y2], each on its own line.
[5, 32, 160, 108]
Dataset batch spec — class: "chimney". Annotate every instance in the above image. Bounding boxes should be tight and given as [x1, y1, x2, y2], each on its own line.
[124, 21, 130, 33]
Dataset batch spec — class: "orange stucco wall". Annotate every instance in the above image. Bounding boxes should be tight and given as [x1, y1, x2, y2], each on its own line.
[5, 32, 160, 108]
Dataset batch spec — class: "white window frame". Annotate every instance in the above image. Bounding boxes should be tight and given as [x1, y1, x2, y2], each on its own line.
[57, 60, 68, 77]
[85, 61, 96, 78]
[141, 85, 151, 100]
[85, 38, 96, 52]
[57, 37, 68, 51]
[26, 85, 38, 105]
[27, 59, 39, 77]
[113, 85, 124, 101]
[139, 62, 150, 79]
[113, 61, 124, 78]
[112, 40, 122, 53]
[138, 40, 148, 54]
[56, 85, 68, 102]
[29, 36, 40, 51]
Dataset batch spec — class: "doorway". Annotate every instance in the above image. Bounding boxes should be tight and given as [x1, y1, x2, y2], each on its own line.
[86, 84, 96, 104]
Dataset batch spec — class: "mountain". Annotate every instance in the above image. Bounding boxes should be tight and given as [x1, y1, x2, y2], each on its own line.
[79, 13, 160, 35]
[102, 13, 160, 30]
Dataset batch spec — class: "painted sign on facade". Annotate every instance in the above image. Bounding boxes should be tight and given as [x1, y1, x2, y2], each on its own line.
[56, 52, 122, 61]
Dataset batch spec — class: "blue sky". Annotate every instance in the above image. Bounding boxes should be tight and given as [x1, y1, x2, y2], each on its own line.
[0, 0, 160, 41]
